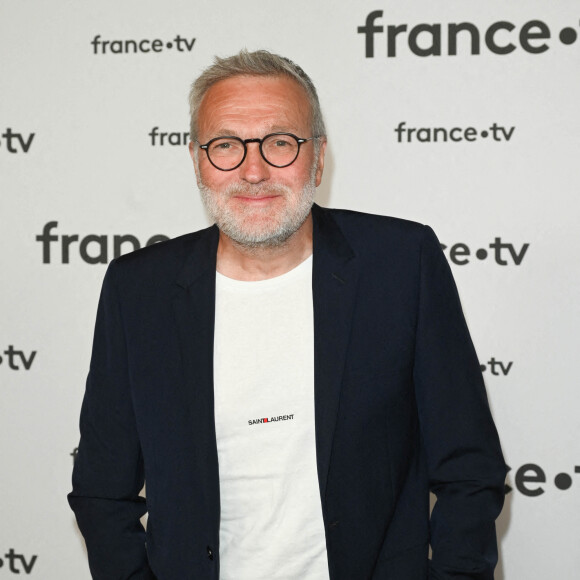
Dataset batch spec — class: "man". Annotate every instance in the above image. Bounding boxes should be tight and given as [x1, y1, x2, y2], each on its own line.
[69, 50, 506, 580]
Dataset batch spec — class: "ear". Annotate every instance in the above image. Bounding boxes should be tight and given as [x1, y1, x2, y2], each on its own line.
[189, 141, 200, 181]
[314, 138, 327, 187]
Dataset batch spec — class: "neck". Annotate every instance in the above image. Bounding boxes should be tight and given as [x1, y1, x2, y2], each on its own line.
[216, 214, 313, 281]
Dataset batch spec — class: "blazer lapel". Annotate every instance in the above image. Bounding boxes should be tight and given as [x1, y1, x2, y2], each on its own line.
[312, 205, 359, 505]
[172, 226, 220, 460]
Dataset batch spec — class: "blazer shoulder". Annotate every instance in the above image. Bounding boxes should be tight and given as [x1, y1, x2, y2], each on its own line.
[319, 206, 436, 256]
[106, 224, 218, 292]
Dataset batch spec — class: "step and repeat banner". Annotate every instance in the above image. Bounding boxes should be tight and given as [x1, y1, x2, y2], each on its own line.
[1, 0, 578, 578]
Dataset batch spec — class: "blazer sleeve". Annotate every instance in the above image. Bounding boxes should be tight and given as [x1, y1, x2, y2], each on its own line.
[413, 226, 507, 580]
[68, 260, 156, 580]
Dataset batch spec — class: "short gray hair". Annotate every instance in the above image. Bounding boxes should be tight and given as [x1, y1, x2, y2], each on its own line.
[188, 49, 326, 143]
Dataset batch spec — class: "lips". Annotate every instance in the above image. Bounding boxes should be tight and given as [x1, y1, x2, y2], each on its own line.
[233, 194, 280, 200]
[229, 186, 287, 203]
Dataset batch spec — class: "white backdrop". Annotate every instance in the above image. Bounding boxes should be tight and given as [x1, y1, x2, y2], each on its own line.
[1, 1, 579, 578]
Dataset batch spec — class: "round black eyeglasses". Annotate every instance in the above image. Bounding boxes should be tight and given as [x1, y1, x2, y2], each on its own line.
[197, 132, 318, 171]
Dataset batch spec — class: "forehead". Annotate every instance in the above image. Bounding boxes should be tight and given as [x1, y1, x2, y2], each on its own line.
[198, 75, 311, 137]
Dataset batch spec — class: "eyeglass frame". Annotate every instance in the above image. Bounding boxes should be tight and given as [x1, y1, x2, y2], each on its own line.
[196, 132, 320, 172]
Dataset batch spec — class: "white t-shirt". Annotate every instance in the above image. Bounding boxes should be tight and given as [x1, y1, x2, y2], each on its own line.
[213, 256, 330, 579]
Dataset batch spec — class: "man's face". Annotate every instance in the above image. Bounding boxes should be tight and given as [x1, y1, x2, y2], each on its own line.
[189, 75, 326, 247]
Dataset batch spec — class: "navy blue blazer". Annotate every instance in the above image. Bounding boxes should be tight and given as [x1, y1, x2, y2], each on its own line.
[69, 204, 506, 580]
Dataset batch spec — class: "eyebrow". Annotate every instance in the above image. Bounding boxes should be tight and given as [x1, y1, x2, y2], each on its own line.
[211, 128, 238, 137]
[269, 125, 296, 133]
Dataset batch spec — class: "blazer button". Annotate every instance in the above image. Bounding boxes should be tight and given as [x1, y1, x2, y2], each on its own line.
[207, 546, 214, 560]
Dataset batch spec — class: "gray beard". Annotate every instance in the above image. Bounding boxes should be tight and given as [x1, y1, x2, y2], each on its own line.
[198, 177, 316, 249]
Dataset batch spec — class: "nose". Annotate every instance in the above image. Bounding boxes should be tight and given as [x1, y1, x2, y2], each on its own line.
[238, 142, 271, 184]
